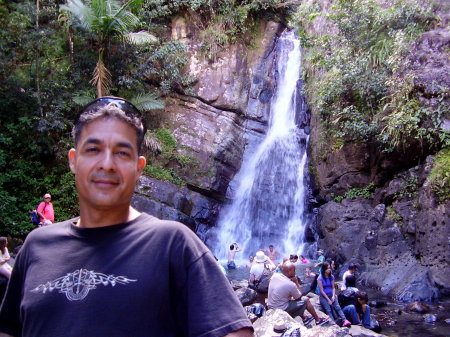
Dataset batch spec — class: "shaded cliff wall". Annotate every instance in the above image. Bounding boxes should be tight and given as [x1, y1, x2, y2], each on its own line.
[132, 21, 284, 238]
[299, 0, 449, 301]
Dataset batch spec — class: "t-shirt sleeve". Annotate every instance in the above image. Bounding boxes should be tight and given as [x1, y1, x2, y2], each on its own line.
[0, 246, 27, 336]
[169, 225, 252, 337]
[36, 202, 44, 214]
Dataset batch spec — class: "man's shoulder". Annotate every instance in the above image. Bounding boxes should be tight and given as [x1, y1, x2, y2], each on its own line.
[134, 213, 195, 236]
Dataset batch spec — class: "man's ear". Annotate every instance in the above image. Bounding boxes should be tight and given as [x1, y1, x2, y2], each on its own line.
[137, 156, 146, 177]
[68, 148, 77, 173]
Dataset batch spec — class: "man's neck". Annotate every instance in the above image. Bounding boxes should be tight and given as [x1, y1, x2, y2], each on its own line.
[77, 206, 141, 228]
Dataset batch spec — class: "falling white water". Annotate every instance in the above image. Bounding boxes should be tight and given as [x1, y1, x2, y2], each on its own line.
[212, 30, 311, 260]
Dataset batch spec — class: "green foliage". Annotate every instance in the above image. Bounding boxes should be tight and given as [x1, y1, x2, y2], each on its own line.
[140, 40, 195, 94]
[386, 205, 403, 224]
[143, 165, 184, 185]
[296, 0, 445, 153]
[395, 175, 419, 200]
[332, 183, 376, 202]
[154, 128, 177, 158]
[429, 147, 450, 203]
[142, 0, 285, 60]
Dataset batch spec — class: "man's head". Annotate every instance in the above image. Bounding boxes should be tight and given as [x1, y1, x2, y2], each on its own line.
[281, 261, 296, 279]
[345, 274, 357, 288]
[289, 254, 298, 263]
[317, 249, 324, 256]
[254, 251, 267, 263]
[356, 291, 369, 304]
[44, 193, 51, 203]
[68, 97, 146, 213]
[73, 97, 146, 155]
[348, 263, 357, 273]
[230, 244, 235, 250]
[269, 245, 274, 252]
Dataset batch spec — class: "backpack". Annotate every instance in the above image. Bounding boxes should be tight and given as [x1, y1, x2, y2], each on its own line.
[338, 288, 357, 308]
[309, 274, 319, 294]
[254, 263, 273, 293]
[30, 209, 40, 226]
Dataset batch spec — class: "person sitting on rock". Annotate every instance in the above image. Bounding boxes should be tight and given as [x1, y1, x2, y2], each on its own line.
[249, 251, 276, 293]
[341, 263, 357, 290]
[267, 261, 329, 326]
[317, 262, 351, 327]
[342, 291, 377, 330]
[227, 242, 240, 269]
[300, 255, 309, 264]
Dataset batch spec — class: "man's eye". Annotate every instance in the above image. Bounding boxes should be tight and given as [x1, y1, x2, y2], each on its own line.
[86, 147, 99, 153]
[117, 150, 131, 157]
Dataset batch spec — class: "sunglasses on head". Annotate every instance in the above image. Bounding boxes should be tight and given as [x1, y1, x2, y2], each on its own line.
[77, 96, 145, 131]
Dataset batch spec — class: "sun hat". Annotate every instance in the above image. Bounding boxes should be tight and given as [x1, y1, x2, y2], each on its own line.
[317, 249, 324, 255]
[273, 320, 288, 334]
[44, 193, 51, 199]
[255, 251, 267, 263]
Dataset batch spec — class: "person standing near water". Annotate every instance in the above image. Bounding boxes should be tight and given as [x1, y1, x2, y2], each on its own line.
[228, 242, 240, 269]
[0, 97, 253, 337]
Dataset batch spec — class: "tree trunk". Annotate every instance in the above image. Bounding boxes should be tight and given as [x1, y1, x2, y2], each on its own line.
[35, 0, 43, 117]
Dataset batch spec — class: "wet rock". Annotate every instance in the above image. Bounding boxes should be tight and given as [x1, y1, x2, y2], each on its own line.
[405, 301, 430, 314]
[369, 300, 387, 308]
[230, 279, 248, 290]
[423, 314, 437, 323]
[348, 325, 386, 337]
[234, 287, 257, 306]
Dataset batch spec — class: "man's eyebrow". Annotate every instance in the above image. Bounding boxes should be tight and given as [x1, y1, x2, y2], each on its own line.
[83, 138, 102, 146]
[117, 141, 134, 150]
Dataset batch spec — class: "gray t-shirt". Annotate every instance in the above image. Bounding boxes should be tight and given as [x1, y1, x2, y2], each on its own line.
[267, 273, 301, 310]
[0, 213, 251, 337]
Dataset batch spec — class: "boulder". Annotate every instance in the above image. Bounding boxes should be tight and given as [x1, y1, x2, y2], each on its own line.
[347, 325, 386, 337]
[230, 279, 249, 290]
[253, 309, 304, 337]
[405, 302, 430, 314]
[234, 287, 257, 306]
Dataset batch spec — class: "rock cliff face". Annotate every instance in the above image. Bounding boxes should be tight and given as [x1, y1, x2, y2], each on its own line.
[133, 5, 449, 302]
[133, 20, 284, 241]
[303, 0, 450, 301]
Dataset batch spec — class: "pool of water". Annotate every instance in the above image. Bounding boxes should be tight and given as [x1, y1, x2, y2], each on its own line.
[223, 262, 450, 337]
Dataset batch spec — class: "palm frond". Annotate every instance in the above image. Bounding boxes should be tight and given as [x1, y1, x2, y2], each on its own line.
[124, 31, 157, 45]
[90, 57, 112, 97]
[129, 92, 165, 111]
[60, 0, 94, 31]
[143, 132, 163, 156]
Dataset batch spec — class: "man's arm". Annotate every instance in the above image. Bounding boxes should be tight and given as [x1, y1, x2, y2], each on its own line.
[223, 328, 254, 337]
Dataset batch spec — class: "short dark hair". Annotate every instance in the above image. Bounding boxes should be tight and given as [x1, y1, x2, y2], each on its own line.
[345, 274, 357, 287]
[230, 244, 234, 250]
[289, 254, 298, 260]
[356, 291, 369, 303]
[349, 263, 357, 270]
[269, 245, 274, 248]
[73, 97, 146, 154]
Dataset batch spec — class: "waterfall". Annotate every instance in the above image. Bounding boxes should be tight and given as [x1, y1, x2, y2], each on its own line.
[213, 30, 311, 260]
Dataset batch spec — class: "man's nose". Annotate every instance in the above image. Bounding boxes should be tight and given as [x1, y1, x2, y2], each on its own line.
[99, 150, 115, 170]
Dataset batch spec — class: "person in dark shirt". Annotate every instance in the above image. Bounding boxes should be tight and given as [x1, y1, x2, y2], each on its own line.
[0, 97, 253, 337]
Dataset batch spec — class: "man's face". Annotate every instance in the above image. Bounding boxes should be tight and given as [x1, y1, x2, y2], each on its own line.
[44, 197, 51, 203]
[68, 117, 146, 212]
[269, 246, 273, 252]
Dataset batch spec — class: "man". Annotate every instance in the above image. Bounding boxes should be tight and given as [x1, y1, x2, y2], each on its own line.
[342, 291, 377, 331]
[36, 193, 55, 226]
[0, 97, 253, 337]
[314, 249, 325, 273]
[227, 242, 240, 269]
[249, 251, 276, 286]
[341, 263, 358, 290]
[264, 244, 280, 263]
[268, 261, 328, 325]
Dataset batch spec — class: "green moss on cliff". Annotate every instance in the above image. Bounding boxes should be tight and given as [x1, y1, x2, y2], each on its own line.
[429, 147, 450, 203]
[295, 0, 447, 155]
